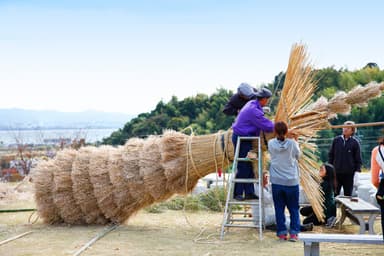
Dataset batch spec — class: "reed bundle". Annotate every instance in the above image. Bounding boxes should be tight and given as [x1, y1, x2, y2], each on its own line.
[309, 81, 384, 117]
[273, 44, 325, 221]
[275, 44, 317, 123]
[272, 46, 384, 221]
[344, 82, 382, 106]
[52, 149, 84, 224]
[326, 91, 351, 115]
[89, 146, 121, 223]
[33, 130, 232, 224]
[33, 160, 62, 224]
[72, 147, 108, 224]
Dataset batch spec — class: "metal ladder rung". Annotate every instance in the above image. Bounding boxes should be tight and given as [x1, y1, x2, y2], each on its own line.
[231, 211, 253, 214]
[228, 201, 260, 205]
[232, 178, 259, 183]
[237, 157, 257, 162]
[228, 218, 254, 222]
[224, 224, 261, 228]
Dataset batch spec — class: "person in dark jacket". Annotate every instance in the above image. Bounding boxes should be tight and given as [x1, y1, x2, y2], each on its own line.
[300, 163, 337, 227]
[328, 121, 362, 196]
[223, 82, 257, 116]
[231, 87, 274, 201]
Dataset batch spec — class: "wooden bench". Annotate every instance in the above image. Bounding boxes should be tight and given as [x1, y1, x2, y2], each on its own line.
[335, 196, 380, 234]
[299, 233, 383, 256]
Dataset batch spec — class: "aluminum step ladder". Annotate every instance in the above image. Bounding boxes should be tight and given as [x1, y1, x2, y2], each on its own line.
[220, 136, 264, 240]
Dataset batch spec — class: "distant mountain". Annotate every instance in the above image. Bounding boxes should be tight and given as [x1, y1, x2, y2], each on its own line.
[0, 108, 133, 129]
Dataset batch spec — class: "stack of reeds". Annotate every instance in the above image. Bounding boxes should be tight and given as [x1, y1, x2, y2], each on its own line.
[309, 81, 384, 118]
[272, 46, 384, 221]
[33, 130, 232, 224]
[273, 44, 326, 221]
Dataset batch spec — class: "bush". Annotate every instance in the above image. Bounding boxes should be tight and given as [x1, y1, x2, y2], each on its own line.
[146, 187, 232, 213]
[144, 204, 166, 213]
[198, 187, 226, 211]
[162, 197, 185, 210]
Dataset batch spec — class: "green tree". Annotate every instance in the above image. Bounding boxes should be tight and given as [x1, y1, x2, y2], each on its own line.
[313, 67, 341, 99]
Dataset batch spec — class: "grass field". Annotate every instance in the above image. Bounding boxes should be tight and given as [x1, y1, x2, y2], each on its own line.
[0, 181, 383, 256]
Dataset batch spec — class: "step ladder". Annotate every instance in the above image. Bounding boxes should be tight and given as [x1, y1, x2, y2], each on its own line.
[220, 136, 264, 240]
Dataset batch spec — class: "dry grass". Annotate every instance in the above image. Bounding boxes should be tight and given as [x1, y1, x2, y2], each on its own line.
[0, 184, 383, 256]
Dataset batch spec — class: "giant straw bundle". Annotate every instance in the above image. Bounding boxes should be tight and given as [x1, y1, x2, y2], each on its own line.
[33, 130, 232, 224]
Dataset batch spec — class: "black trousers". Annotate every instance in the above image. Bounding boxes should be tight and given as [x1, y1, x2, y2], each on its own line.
[380, 205, 384, 240]
[300, 206, 322, 226]
[335, 172, 354, 196]
[377, 179, 384, 240]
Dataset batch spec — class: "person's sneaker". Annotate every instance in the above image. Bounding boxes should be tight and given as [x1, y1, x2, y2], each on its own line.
[325, 216, 337, 228]
[301, 222, 313, 232]
[234, 195, 244, 201]
[278, 234, 287, 241]
[244, 194, 259, 200]
[288, 234, 298, 242]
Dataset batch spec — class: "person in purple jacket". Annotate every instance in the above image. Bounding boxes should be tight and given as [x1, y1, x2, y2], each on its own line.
[231, 87, 274, 200]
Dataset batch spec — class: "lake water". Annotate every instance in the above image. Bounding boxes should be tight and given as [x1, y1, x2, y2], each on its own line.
[0, 128, 117, 146]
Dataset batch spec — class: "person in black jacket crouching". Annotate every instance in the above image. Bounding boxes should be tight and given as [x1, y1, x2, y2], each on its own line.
[300, 163, 337, 227]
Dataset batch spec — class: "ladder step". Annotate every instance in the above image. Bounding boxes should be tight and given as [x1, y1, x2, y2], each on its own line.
[224, 224, 261, 228]
[236, 136, 260, 140]
[229, 218, 254, 222]
[229, 200, 260, 205]
[231, 211, 253, 215]
[237, 157, 257, 162]
[232, 178, 259, 183]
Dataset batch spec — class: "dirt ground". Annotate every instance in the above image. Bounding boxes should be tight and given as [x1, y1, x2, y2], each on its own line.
[0, 181, 383, 256]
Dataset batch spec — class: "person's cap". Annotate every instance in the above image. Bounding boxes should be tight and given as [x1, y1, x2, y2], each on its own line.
[344, 120, 355, 125]
[344, 120, 357, 133]
[255, 87, 272, 98]
[324, 162, 334, 171]
[237, 83, 256, 98]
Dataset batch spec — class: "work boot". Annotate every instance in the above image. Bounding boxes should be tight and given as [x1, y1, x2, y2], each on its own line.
[325, 216, 337, 228]
[244, 194, 259, 200]
[234, 195, 244, 201]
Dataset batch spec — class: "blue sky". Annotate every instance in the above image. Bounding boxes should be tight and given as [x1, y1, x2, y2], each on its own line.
[0, 1, 383, 115]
